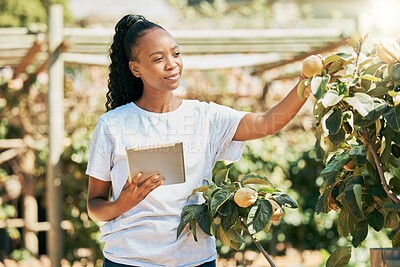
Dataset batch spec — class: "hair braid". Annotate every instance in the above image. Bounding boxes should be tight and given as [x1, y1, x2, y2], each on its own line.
[105, 14, 162, 111]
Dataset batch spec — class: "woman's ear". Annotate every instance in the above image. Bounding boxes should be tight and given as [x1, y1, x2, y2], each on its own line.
[129, 61, 140, 78]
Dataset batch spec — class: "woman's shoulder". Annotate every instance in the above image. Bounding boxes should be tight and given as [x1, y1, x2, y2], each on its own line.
[99, 103, 134, 122]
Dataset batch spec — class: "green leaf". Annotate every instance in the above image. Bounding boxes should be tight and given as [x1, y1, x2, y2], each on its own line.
[392, 229, 400, 248]
[177, 204, 198, 238]
[361, 62, 385, 76]
[351, 220, 368, 247]
[297, 78, 308, 101]
[218, 198, 234, 216]
[337, 206, 359, 236]
[315, 185, 334, 214]
[326, 246, 352, 267]
[336, 52, 355, 61]
[191, 185, 214, 200]
[210, 189, 231, 217]
[324, 54, 345, 66]
[367, 86, 390, 97]
[345, 176, 364, 187]
[345, 93, 374, 117]
[359, 74, 381, 82]
[195, 204, 212, 236]
[321, 152, 350, 177]
[322, 108, 342, 135]
[240, 174, 273, 187]
[342, 110, 354, 133]
[311, 74, 330, 100]
[365, 102, 388, 121]
[272, 192, 298, 208]
[389, 177, 400, 195]
[247, 199, 272, 234]
[349, 146, 368, 165]
[324, 53, 353, 66]
[321, 90, 344, 108]
[217, 224, 232, 247]
[221, 204, 239, 231]
[225, 222, 245, 243]
[383, 105, 400, 132]
[344, 184, 365, 220]
[214, 168, 230, 186]
[329, 128, 346, 146]
[367, 210, 384, 232]
[385, 210, 399, 229]
[189, 219, 198, 241]
[380, 136, 392, 164]
[327, 61, 344, 74]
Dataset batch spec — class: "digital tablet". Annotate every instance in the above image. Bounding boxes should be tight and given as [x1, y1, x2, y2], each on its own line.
[125, 142, 186, 185]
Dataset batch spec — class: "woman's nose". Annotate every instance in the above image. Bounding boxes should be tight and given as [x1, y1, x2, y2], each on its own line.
[165, 56, 178, 70]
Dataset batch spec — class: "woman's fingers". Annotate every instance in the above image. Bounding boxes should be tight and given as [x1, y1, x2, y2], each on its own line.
[122, 176, 131, 190]
[131, 172, 142, 186]
[139, 176, 164, 196]
[141, 174, 163, 186]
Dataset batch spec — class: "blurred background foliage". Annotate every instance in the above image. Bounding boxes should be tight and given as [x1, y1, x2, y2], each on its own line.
[0, 0, 72, 28]
[0, 0, 392, 266]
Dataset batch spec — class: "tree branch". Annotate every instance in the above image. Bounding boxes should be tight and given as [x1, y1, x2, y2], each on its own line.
[240, 221, 276, 267]
[360, 128, 400, 203]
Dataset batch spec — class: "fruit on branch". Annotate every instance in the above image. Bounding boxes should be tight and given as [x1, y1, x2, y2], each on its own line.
[302, 55, 324, 78]
[376, 40, 400, 64]
[234, 187, 258, 208]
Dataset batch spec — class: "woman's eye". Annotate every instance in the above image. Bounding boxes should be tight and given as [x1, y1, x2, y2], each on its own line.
[154, 57, 163, 62]
[174, 52, 181, 57]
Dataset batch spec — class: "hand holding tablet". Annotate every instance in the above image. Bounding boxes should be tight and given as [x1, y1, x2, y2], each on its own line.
[125, 142, 186, 186]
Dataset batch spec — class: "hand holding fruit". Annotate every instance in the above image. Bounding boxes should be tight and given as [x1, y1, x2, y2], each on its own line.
[297, 55, 324, 100]
[302, 55, 324, 78]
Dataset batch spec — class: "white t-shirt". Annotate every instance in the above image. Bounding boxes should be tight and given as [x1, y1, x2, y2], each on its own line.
[86, 99, 246, 267]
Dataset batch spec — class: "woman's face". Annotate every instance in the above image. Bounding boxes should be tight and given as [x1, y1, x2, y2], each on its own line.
[129, 28, 183, 94]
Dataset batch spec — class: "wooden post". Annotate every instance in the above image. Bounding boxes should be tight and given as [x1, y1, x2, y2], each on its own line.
[370, 248, 400, 267]
[47, 4, 64, 267]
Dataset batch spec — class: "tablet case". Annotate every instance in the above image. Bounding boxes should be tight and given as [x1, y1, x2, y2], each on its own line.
[125, 142, 186, 185]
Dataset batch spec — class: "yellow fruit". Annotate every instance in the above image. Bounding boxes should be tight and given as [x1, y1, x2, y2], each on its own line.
[302, 55, 324, 78]
[376, 40, 400, 64]
[269, 199, 284, 222]
[234, 188, 258, 208]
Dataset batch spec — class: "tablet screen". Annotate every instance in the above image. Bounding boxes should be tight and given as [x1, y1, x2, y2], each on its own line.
[125, 142, 186, 185]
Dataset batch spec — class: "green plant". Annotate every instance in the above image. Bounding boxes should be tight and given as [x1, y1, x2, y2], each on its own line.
[306, 34, 400, 265]
[177, 162, 298, 267]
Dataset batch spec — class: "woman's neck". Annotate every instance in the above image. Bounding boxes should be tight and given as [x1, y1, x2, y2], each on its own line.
[134, 92, 182, 113]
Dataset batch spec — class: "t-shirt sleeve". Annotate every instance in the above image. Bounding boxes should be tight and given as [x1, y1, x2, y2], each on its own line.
[85, 117, 114, 181]
[208, 102, 247, 162]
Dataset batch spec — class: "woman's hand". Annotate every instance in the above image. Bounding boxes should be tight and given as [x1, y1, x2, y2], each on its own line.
[115, 172, 164, 214]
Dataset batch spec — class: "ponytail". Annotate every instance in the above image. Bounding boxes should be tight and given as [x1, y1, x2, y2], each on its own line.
[106, 14, 163, 111]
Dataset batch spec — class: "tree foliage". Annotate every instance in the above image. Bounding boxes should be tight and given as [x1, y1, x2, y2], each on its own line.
[309, 35, 400, 265]
[0, 0, 71, 28]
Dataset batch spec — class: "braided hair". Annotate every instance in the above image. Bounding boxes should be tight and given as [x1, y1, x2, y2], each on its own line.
[106, 14, 164, 111]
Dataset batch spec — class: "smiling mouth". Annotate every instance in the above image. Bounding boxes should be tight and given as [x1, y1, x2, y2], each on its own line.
[165, 73, 180, 81]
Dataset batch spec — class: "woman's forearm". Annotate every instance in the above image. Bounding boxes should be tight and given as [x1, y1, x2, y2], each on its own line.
[261, 82, 308, 135]
[234, 80, 310, 141]
[87, 197, 124, 222]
